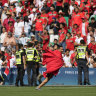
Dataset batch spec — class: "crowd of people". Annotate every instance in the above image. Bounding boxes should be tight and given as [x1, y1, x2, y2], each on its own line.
[0, 0, 96, 86]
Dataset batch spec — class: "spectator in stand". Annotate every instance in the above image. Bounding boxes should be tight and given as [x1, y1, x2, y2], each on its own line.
[38, 29, 50, 51]
[19, 33, 29, 46]
[56, 0, 63, 12]
[27, 34, 37, 47]
[6, 21, 14, 33]
[80, 0, 90, 13]
[9, 3, 16, 14]
[80, 17, 88, 36]
[1, 3, 8, 25]
[69, 0, 75, 15]
[42, 1, 50, 13]
[74, 32, 83, 46]
[41, 8, 48, 28]
[3, 11, 15, 30]
[70, 46, 77, 67]
[48, 5, 58, 26]
[24, 16, 31, 37]
[3, 32, 16, 51]
[72, 7, 82, 26]
[35, 13, 44, 42]
[58, 23, 67, 52]
[66, 32, 75, 55]
[14, 17, 24, 38]
[16, 1, 23, 16]
[72, 24, 79, 36]
[58, 10, 67, 24]
[0, 27, 7, 48]
[62, 2, 70, 17]
[87, 30, 94, 45]
[63, 49, 72, 67]
[88, 37, 96, 54]
[50, 17, 60, 42]
[89, 17, 96, 28]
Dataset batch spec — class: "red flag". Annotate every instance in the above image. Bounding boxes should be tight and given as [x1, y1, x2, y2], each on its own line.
[4, 60, 10, 76]
[42, 48, 64, 78]
[4, 53, 11, 76]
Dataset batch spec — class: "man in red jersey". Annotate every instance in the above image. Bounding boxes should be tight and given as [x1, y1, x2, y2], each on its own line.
[66, 32, 75, 55]
[35, 13, 44, 42]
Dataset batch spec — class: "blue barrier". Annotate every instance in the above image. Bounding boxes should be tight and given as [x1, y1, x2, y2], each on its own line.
[1, 68, 96, 85]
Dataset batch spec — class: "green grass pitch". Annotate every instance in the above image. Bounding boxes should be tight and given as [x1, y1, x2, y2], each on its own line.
[0, 86, 96, 96]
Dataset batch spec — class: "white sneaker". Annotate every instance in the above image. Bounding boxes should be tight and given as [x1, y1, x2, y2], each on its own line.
[35, 86, 40, 90]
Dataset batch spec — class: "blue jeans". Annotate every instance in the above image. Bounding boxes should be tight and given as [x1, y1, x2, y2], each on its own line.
[35, 31, 42, 42]
[59, 41, 66, 52]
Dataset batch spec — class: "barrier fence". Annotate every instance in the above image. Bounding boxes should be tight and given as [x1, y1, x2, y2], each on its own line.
[1, 68, 96, 85]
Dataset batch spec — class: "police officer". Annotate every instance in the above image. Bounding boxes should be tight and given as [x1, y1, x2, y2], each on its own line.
[76, 40, 90, 85]
[26, 43, 37, 86]
[15, 44, 26, 86]
[35, 47, 43, 84]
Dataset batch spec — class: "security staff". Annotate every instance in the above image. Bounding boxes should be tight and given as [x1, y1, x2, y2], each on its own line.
[76, 40, 90, 85]
[35, 47, 42, 84]
[15, 44, 26, 86]
[26, 43, 37, 86]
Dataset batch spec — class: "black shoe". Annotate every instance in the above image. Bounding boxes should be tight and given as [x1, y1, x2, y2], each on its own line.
[15, 83, 19, 87]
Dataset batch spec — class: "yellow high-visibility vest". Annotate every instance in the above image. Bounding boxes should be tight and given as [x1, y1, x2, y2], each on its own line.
[77, 46, 87, 59]
[35, 50, 40, 62]
[26, 48, 35, 61]
[16, 50, 23, 64]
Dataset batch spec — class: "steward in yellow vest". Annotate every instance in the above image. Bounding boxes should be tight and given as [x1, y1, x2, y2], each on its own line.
[15, 44, 26, 86]
[75, 40, 90, 85]
[26, 43, 38, 86]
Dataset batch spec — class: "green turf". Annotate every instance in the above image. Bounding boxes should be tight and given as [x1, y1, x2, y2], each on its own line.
[0, 86, 96, 96]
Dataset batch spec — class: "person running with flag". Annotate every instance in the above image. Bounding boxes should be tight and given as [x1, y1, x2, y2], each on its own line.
[36, 45, 64, 90]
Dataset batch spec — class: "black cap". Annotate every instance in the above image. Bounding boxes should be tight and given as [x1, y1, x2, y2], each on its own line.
[37, 13, 41, 16]
[16, 17, 20, 19]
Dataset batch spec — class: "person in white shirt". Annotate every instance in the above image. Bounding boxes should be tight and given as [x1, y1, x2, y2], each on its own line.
[24, 16, 31, 37]
[75, 32, 83, 46]
[69, 0, 75, 15]
[19, 33, 29, 46]
[16, 1, 23, 16]
[1, 3, 8, 25]
[14, 17, 24, 38]
[28, 8, 37, 26]
[63, 49, 72, 67]
[87, 30, 94, 45]
[0, 27, 7, 48]
[38, 0, 45, 12]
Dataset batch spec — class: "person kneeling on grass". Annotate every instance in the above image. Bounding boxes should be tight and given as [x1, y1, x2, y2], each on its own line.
[36, 45, 64, 90]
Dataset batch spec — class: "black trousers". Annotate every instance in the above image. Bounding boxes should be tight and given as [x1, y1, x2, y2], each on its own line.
[77, 60, 90, 85]
[27, 61, 37, 86]
[16, 64, 24, 86]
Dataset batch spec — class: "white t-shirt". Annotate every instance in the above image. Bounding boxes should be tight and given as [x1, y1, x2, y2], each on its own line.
[9, 0, 18, 3]
[1, 12, 7, 23]
[63, 55, 72, 67]
[69, 5, 74, 15]
[0, 32, 7, 43]
[10, 54, 16, 68]
[87, 34, 91, 45]
[19, 37, 29, 45]
[28, 13, 37, 25]
[24, 22, 31, 33]
[14, 21, 24, 36]
[75, 36, 83, 44]
[82, 23, 86, 36]
[16, 6, 22, 16]
[0, 60, 3, 75]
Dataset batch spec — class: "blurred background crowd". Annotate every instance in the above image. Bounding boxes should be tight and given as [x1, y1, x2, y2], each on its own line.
[0, 0, 96, 73]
